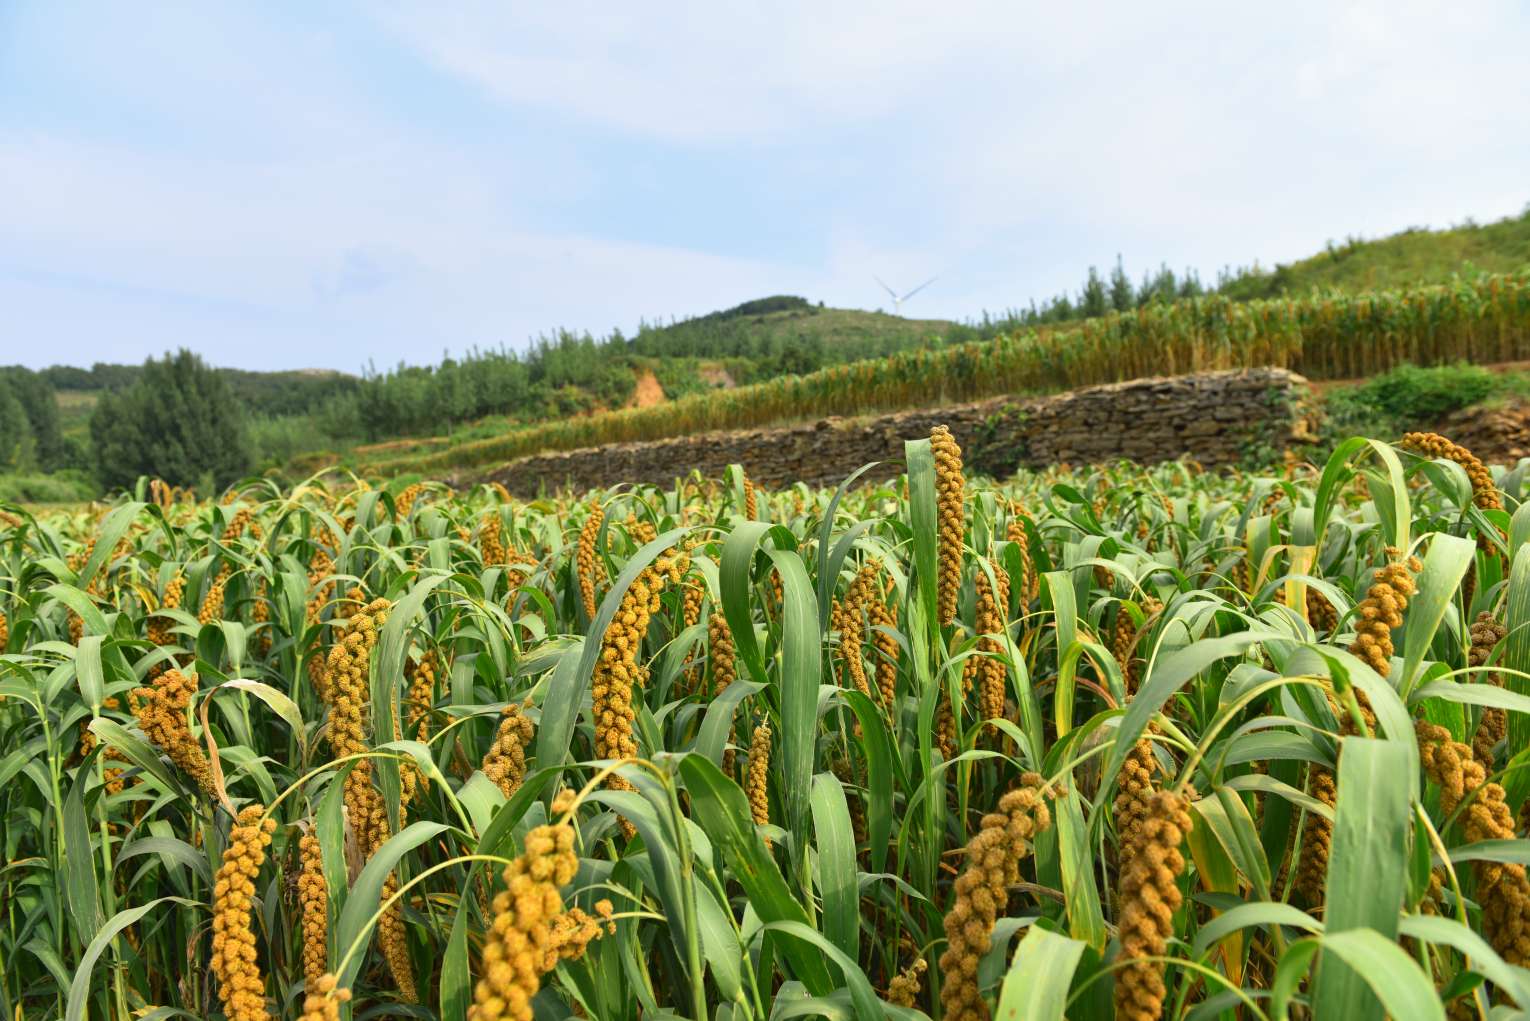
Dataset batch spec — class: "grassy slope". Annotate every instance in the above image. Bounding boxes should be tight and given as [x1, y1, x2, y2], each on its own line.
[1221, 207, 1530, 299]
[700, 305, 953, 351]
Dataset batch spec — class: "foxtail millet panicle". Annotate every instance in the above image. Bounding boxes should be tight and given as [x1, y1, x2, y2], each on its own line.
[479, 511, 506, 567]
[743, 475, 758, 520]
[467, 798, 582, 1021]
[1401, 432, 1502, 511]
[931, 425, 965, 626]
[211, 804, 276, 1021]
[199, 564, 231, 626]
[887, 958, 927, 1008]
[1468, 611, 1508, 764]
[1113, 734, 1158, 851]
[147, 571, 184, 647]
[708, 610, 736, 696]
[132, 667, 216, 796]
[867, 598, 899, 708]
[1295, 766, 1336, 904]
[746, 722, 772, 842]
[297, 832, 328, 989]
[1006, 503, 1039, 606]
[592, 548, 689, 797]
[576, 503, 604, 619]
[1114, 789, 1192, 1021]
[298, 974, 350, 1021]
[938, 775, 1052, 1021]
[973, 561, 1011, 724]
[483, 700, 536, 798]
[1417, 720, 1530, 966]
[1349, 550, 1422, 676]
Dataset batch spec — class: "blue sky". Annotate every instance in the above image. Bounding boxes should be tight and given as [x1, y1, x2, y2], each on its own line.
[3, 2, 1528, 373]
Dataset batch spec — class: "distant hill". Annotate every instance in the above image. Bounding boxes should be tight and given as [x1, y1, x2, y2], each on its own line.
[628, 294, 954, 366]
[1218, 207, 1530, 300]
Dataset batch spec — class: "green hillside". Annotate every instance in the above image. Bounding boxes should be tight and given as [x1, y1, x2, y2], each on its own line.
[10, 204, 1530, 500]
[1219, 207, 1530, 300]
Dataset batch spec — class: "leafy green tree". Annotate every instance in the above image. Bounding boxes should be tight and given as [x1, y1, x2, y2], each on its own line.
[0, 368, 66, 468]
[89, 350, 252, 491]
[0, 379, 35, 471]
[1079, 267, 1108, 318]
[1109, 256, 1135, 312]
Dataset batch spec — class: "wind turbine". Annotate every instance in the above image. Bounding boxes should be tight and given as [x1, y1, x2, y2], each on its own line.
[875, 275, 938, 317]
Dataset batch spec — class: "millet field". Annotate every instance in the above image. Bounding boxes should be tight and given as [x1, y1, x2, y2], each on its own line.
[5, 425, 1530, 1021]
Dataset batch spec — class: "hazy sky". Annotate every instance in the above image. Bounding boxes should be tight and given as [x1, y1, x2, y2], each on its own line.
[3, 2, 1528, 372]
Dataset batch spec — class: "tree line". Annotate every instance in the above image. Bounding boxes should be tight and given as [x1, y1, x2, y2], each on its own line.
[1, 257, 1313, 495]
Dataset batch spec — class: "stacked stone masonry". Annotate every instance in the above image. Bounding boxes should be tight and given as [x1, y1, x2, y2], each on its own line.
[483, 368, 1312, 496]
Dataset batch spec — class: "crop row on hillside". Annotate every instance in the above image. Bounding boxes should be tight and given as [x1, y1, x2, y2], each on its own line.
[370, 273, 1530, 478]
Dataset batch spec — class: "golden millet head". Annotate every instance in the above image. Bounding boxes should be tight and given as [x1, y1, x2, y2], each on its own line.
[930, 425, 965, 626]
[298, 974, 351, 1021]
[210, 805, 276, 1021]
[1114, 790, 1192, 1021]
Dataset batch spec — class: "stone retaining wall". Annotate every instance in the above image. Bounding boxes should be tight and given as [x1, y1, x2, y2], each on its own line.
[483, 368, 1312, 495]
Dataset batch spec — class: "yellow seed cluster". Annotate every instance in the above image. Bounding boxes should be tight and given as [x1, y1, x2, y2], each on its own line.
[222, 507, 256, 543]
[324, 598, 391, 848]
[297, 974, 351, 1021]
[972, 562, 1011, 724]
[406, 650, 439, 740]
[592, 550, 689, 795]
[1417, 721, 1530, 965]
[576, 504, 604, 619]
[394, 482, 425, 519]
[198, 565, 231, 626]
[746, 723, 772, 839]
[211, 805, 275, 1021]
[546, 901, 615, 963]
[887, 958, 926, 1008]
[505, 549, 536, 592]
[931, 425, 965, 626]
[624, 514, 657, 547]
[305, 549, 335, 627]
[1469, 612, 1507, 764]
[147, 572, 185, 647]
[680, 578, 706, 691]
[297, 833, 328, 989]
[133, 668, 216, 796]
[1402, 432, 1503, 510]
[484, 701, 536, 798]
[938, 776, 1051, 1021]
[1349, 552, 1421, 675]
[0, 607, 8, 649]
[1296, 766, 1335, 904]
[480, 511, 506, 566]
[1006, 503, 1038, 605]
[867, 599, 899, 707]
[935, 694, 957, 762]
[251, 579, 271, 655]
[1306, 586, 1338, 635]
[379, 872, 417, 1002]
[468, 815, 581, 1021]
[1113, 735, 1157, 850]
[831, 565, 882, 701]
[322, 597, 415, 999]
[708, 610, 736, 696]
[743, 475, 758, 520]
[1114, 790, 1191, 1021]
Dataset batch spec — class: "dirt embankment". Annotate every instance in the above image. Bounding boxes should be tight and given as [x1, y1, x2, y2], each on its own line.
[629, 367, 665, 409]
[1440, 401, 1530, 465]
